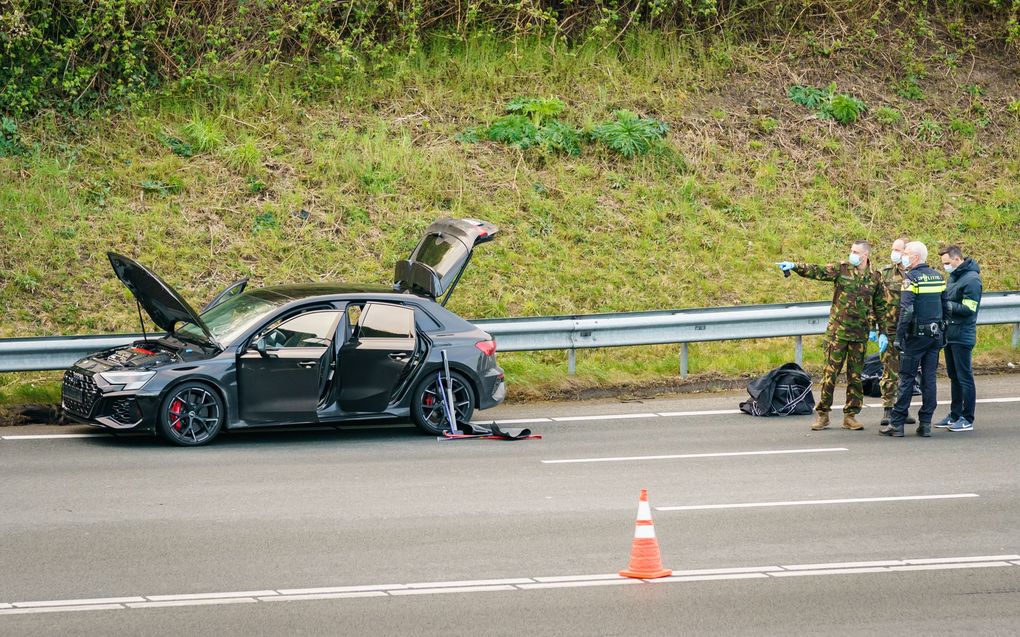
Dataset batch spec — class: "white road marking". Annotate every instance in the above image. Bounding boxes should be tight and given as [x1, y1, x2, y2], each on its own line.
[145, 590, 277, 602]
[1, 433, 117, 440]
[405, 578, 533, 588]
[889, 562, 1014, 572]
[551, 413, 660, 422]
[649, 573, 769, 583]
[13, 596, 146, 608]
[656, 493, 980, 511]
[389, 585, 516, 596]
[542, 447, 847, 465]
[0, 604, 125, 615]
[657, 409, 741, 417]
[2, 554, 1017, 616]
[126, 598, 258, 609]
[260, 591, 386, 602]
[277, 584, 407, 595]
[516, 579, 641, 591]
[477, 418, 552, 425]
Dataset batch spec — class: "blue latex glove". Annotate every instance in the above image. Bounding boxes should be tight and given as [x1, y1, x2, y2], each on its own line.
[777, 261, 796, 272]
[878, 334, 889, 354]
[868, 330, 877, 342]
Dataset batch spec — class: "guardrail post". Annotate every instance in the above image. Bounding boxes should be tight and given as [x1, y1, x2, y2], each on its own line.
[568, 348, 576, 375]
[679, 343, 689, 379]
[794, 336, 803, 366]
[1013, 323, 1019, 349]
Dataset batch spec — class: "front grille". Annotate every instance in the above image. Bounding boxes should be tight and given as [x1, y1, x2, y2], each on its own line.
[62, 369, 101, 417]
[110, 397, 141, 425]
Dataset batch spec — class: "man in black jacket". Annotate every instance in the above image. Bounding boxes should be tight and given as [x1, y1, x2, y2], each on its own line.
[937, 245, 983, 432]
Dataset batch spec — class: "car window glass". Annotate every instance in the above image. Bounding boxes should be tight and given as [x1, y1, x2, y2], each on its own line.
[359, 304, 414, 339]
[410, 233, 467, 274]
[413, 307, 441, 332]
[263, 311, 340, 348]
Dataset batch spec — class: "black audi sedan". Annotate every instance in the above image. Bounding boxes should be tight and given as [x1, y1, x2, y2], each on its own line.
[61, 218, 506, 446]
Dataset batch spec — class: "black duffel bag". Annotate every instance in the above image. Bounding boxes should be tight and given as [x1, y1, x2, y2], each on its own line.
[862, 353, 921, 398]
[739, 363, 815, 417]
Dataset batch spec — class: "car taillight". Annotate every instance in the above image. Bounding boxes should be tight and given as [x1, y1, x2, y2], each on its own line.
[475, 340, 497, 356]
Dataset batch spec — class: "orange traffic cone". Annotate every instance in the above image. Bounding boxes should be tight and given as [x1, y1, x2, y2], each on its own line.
[619, 488, 672, 579]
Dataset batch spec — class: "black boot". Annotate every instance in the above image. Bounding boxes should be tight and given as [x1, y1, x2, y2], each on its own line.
[916, 422, 931, 437]
[880, 408, 892, 426]
[905, 414, 917, 425]
[880, 423, 904, 437]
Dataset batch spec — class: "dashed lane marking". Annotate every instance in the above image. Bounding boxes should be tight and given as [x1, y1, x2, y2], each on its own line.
[656, 493, 980, 511]
[542, 447, 848, 464]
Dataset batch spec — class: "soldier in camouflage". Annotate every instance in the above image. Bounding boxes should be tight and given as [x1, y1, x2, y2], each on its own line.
[872, 238, 916, 427]
[777, 240, 894, 431]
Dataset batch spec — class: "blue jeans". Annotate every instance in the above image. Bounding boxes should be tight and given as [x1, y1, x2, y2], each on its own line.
[944, 343, 976, 423]
[891, 337, 940, 426]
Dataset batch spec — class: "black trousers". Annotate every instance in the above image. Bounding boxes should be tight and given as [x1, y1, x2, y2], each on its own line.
[944, 343, 976, 423]
[891, 337, 940, 426]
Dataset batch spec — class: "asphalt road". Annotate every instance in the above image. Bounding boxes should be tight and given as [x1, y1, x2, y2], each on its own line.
[2, 375, 1019, 636]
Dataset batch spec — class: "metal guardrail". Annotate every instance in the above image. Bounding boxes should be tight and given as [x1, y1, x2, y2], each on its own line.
[2, 292, 1019, 377]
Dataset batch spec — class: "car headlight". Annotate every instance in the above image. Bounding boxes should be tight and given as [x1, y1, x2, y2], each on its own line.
[97, 370, 156, 391]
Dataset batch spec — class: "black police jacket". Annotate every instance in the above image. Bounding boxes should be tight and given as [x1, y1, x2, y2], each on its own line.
[944, 258, 982, 346]
[896, 263, 946, 346]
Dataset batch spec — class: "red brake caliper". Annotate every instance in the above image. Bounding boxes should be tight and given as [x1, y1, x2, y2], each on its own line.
[169, 399, 184, 430]
[424, 395, 434, 407]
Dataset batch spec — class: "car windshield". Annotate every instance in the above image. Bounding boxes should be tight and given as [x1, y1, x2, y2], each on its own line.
[178, 292, 282, 345]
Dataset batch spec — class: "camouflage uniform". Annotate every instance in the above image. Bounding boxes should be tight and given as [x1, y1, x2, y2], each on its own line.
[794, 262, 893, 415]
[877, 264, 907, 408]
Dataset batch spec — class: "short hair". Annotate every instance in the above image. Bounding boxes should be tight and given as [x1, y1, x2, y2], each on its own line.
[939, 244, 964, 259]
[905, 241, 928, 262]
[852, 239, 871, 254]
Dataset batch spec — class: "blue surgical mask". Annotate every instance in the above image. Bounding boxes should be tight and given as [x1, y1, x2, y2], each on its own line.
[901, 255, 912, 268]
[848, 253, 862, 267]
[944, 264, 955, 273]
[891, 250, 902, 264]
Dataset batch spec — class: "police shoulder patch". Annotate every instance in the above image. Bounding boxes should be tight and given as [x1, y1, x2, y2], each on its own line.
[900, 278, 912, 291]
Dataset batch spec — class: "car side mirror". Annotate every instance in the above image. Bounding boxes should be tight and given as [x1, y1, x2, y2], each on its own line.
[254, 337, 268, 357]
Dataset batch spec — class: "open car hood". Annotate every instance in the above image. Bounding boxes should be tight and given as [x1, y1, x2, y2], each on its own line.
[394, 218, 498, 304]
[107, 252, 217, 345]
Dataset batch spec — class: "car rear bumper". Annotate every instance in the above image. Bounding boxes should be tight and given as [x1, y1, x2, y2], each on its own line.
[477, 367, 506, 410]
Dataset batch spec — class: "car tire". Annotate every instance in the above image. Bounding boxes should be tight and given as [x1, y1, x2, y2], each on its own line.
[411, 371, 475, 435]
[156, 381, 225, 446]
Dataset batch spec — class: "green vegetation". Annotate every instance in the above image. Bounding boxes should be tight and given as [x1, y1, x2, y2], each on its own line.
[3, 4, 1020, 406]
[788, 85, 867, 125]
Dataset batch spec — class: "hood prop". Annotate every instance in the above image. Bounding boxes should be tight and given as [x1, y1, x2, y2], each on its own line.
[136, 301, 149, 343]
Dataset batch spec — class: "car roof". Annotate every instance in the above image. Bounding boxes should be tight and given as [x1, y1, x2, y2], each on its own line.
[246, 282, 401, 302]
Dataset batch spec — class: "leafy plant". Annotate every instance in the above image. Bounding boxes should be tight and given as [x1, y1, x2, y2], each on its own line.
[757, 117, 779, 133]
[788, 85, 831, 110]
[535, 120, 582, 156]
[915, 117, 943, 143]
[485, 114, 539, 149]
[252, 211, 278, 233]
[893, 76, 925, 101]
[1007, 99, 1020, 119]
[162, 136, 194, 157]
[873, 106, 903, 126]
[950, 117, 976, 137]
[591, 110, 669, 158]
[505, 97, 566, 126]
[787, 84, 866, 125]
[0, 117, 28, 157]
[826, 94, 866, 125]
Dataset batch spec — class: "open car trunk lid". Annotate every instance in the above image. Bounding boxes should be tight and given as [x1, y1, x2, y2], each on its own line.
[393, 218, 498, 305]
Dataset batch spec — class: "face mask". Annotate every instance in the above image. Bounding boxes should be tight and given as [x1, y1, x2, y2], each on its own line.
[944, 264, 955, 273]
[891, 250, 902, 264]
[848, 253, 862, 267]
[901, 255, 912, 268]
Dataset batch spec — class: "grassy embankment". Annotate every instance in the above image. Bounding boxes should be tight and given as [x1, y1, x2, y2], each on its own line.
[2, 30, 1019, 406]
